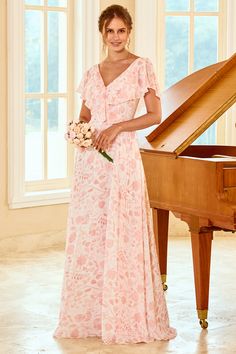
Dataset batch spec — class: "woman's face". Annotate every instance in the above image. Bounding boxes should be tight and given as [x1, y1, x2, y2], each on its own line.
[103, 17, 129, 52]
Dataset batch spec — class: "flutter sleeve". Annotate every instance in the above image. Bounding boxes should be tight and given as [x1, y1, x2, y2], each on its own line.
[137, 57, 161, 99]
[76, 69, 91, 109]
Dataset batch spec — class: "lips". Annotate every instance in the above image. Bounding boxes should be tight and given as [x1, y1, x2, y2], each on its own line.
[111, 42, 121, 45]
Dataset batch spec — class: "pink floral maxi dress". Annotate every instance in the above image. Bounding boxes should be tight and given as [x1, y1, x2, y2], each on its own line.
[53, 57, 176, 344]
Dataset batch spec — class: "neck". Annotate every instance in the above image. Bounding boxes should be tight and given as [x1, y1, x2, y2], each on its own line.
[106, 49, 130, 62]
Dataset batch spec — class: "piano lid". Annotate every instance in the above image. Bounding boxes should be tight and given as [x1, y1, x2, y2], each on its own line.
[144, 53, 236, 156]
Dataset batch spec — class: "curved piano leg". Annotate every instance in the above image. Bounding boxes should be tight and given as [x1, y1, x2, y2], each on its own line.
[152, 208, 169, 291]
[190, 227, 213, 329]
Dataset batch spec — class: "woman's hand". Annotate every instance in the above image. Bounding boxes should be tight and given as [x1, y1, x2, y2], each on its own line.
[93, 124, 122, 151]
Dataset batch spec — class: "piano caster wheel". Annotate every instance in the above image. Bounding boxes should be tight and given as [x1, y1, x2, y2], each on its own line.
[163, 283, 168, 291]
[199, 319, 208, 329]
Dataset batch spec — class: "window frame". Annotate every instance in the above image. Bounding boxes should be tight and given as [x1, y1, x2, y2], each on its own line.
[7, 0, 100, 209]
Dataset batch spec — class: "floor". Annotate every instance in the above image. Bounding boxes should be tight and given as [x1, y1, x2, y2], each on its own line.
[0, 235, 236, 354]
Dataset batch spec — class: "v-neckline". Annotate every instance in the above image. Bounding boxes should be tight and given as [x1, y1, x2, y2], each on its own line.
[97, 57, 142, 88]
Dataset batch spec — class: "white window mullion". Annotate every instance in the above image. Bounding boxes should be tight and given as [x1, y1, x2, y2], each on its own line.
[157, 0, 165, 90]
[44, 6, 48, 181]
[216, 0, 227, 144]
[225, 0, 236, 146]
[218, 0, 226, 60]
[189, 0, 194, 73]
[67, 0, 75, 176]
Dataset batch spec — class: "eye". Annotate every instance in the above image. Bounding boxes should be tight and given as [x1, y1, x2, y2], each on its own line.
[106, 29, 113, 33]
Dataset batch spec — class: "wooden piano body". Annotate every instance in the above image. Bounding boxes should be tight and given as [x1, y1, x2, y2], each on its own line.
[139, 53, 236, 328]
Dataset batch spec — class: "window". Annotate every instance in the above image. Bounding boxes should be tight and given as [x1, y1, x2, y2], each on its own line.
[8, 0, 100, 208]
[159, 0, 225, 144]
[24, 0, 71, 186]
[135, 0, 236, 146]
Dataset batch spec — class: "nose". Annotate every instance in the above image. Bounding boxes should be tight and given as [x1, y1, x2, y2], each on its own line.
[113, 31, 120, 40]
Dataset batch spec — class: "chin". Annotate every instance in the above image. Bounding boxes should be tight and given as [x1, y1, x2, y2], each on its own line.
[109, 45, 126, 52]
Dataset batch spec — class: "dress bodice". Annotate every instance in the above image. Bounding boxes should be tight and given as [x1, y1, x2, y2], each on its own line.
[76, 57, 160, 130]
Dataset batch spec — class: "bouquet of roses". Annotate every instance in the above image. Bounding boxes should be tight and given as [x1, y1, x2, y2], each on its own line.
[64, 121, 113, 163]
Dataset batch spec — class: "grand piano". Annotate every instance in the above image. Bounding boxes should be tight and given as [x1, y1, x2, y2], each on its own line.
[139, 53, 236, 329]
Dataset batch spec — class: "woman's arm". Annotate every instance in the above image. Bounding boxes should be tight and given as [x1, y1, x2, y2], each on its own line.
[114, 88, 162, 132]
[78, 100, 91, 122]
[93, 88, 161, 151]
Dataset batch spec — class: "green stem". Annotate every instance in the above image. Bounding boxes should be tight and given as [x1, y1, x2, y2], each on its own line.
[99, 149, 113, 163]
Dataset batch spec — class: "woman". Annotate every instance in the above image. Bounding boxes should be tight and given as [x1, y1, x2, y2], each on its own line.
[53, 4, 176, 345]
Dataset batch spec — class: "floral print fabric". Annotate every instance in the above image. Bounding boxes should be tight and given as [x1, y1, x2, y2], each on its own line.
[53, 57, 176, 344]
